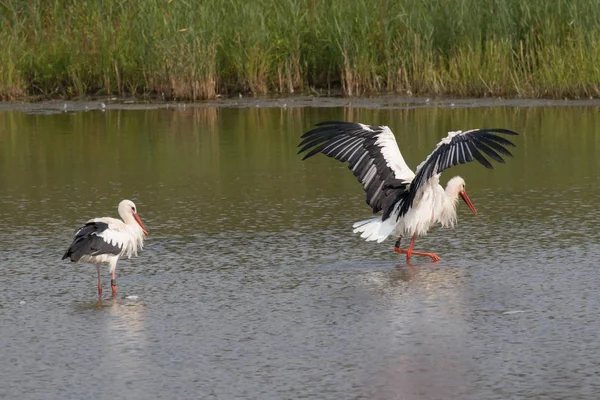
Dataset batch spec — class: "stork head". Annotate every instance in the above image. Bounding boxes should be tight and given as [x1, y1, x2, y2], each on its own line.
[118, 199, 149, 236]
[445, 176, 477, 215]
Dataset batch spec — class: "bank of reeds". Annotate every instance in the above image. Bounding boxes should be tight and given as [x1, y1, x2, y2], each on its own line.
[1, 0, 599, 100]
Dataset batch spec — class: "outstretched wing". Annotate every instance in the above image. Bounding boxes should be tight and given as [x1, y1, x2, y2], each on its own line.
[400, 128, 519, 215]
[298, 121, 415, 218]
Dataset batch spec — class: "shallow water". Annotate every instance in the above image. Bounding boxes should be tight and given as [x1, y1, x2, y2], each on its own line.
[1, 102, 600, 399]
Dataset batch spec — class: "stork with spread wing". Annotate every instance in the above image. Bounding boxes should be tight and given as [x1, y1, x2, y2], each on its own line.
[298, 121, 519, 263]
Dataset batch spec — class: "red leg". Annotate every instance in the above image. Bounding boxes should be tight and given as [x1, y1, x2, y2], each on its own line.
[393, 236, 403, 253]
[409, 250, 441, 262]
[97, 265, 102, 296]
[111, 269, 117, 296]
[393, 234, 441, 262]
[405, 234, 416, 262]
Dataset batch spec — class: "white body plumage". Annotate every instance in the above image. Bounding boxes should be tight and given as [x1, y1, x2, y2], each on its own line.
[78, 216, 146, 271]
[353, 175, 465, 242]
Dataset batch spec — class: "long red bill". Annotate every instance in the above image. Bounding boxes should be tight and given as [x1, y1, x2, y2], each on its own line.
[460, 190, 477, 215]
[133, 213, 149, 236]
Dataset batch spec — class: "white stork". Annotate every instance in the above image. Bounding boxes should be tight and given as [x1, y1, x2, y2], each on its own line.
[298, 121, 519, 263]
[62, 199, 148, 295]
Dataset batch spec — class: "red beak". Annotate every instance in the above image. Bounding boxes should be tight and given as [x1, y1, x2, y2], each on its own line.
[133, 213, 148, 236]
[460, 190, 477, 215]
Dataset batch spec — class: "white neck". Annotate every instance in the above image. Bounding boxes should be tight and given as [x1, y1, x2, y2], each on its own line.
[436, 183, 461, 228]
[117, 202, 138, 226]
[121, 212, 137, 225]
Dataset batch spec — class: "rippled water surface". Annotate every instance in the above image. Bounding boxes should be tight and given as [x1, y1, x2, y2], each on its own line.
[2, 102, 600, 399]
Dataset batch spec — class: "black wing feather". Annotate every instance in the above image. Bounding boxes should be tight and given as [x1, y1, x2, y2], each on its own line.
[62, 222, 122, 262]
[467, 140, 493, 168]
[300, 122, 519, 222]
[472, 137, 505, 163]
[399, 128, 518, 216]
[299, 121, 411, 219]
[477, 136, 513, 157]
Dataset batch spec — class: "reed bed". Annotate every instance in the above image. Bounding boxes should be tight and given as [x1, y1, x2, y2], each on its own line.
[1, 0, 599, 100]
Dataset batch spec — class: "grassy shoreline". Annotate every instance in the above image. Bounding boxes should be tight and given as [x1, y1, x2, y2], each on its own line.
[1, 0, 599, 101]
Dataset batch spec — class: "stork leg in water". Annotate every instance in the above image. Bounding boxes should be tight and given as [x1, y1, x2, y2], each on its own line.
[111, 270, 117, 296]
[394, 234, 441, 262]
[96, 265, 103, 295]
[95, 264, 118, 296]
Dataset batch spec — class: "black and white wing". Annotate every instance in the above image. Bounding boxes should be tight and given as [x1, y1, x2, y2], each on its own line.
[62, 221, 124, 262]
[400, 128, 519, 214]
[298, 121, 415, 218]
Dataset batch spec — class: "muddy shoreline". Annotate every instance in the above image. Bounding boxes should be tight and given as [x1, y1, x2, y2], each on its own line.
[1, 95, 600, 114]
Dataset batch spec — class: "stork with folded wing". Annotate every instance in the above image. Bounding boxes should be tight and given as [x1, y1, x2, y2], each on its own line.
[63, 199, 148, 295]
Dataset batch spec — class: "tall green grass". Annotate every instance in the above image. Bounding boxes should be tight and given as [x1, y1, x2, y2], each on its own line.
[1, 0, 599, 100]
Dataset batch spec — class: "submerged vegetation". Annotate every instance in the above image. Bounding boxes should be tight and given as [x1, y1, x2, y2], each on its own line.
[1, 0, 600, 100]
